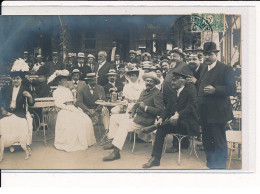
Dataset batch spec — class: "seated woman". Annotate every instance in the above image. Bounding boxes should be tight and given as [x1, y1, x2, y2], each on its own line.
[106, 68, 145, 140]
[0, 59, 34, 152]
[48, 70, 96, 152]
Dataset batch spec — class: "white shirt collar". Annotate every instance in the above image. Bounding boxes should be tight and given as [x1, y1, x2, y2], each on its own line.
[208, 60, 217, 71]
[195, 64, 201, 72]
[177, 86, 185, 97]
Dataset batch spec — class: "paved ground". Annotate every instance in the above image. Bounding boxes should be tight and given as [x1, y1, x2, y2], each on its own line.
[0, 125, 241, 170]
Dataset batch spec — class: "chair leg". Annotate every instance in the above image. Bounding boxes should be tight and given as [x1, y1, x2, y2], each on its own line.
[228, 148, 233, 169]
[128, 132, 132, 144]
[177, 136, 182, 165]
[163, 135, 168, 153]
[132, 133, 136, 152]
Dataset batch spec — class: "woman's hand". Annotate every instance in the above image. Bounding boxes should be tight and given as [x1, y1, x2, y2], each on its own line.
[23, 91, 32, 98]
[2, 109, 12, 116]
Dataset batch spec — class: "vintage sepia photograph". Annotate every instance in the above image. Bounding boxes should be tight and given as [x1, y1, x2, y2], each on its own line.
[0, 14, 242, 170]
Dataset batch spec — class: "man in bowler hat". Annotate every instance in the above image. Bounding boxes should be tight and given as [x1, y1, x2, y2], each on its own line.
[197, 42, 236, 169]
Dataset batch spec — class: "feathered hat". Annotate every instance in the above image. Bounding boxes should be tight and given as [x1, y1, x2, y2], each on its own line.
[47, 70, 70, 84]
[10, 58, 30, 77]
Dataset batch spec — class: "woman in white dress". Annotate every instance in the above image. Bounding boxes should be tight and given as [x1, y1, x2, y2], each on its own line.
[107, 68, 145, 140]
[48, 70, 96, 152]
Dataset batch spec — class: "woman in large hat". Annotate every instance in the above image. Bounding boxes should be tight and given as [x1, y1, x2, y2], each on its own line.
[48, 70, 96, 152]
[0, 58, 35, 152]
[107, 68, 145, 140]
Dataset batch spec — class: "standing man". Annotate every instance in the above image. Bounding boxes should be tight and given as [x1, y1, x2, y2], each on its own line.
[127, 50, 140, 68]
[74, 52, 92, 80]
[198, 42, 236, 169]
[108, 41, 122, 63]
[37, 51, 64, 78]
[113, 54, 123, 70]
[102, 72, 164, 161]
[66, 53, 76, 72]
[94, 51, 114, 86]
[160, 60, 170, 79]
[31, 54, 44, 74]
[76, 73, 106, 125]
[162, 48, 193, 106]
[86, 54, 97, 73]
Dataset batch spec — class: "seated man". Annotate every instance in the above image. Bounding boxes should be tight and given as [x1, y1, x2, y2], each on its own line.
[103, 69, 123, 98]
[102, 72, 164, 161]
[116, 63, 128, 86]
[76, 73, 106, 125]
[65, 69, 87, 101]
[31, 68, 50, 98]
[142, 70, 200, 168]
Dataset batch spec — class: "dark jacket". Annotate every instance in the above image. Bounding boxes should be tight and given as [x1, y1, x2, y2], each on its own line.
[76, 84, 106, 111]
[162, 61, 193, 105]
[72, 63, 92, 80]
[103, 82, 123, 97]
[161, 83, 200, 135]
[0, 84, 35, 118]
[94, 61, 114, 86]
[38, 61, 64, 77]
[31, 80, 51, 98]
[130, 87, 164, 127]
[198, 61, 236, 124]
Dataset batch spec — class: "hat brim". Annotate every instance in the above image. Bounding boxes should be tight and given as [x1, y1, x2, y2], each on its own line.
[85, 77, 98, 80]
[71, 71, 82, 75]
[142, 74, 161, 85]
[107, 73, 118, 76]
[172, 71, 189, 79]
[168, 50, 185, 58]
[202, 50, 220, 53]
[10, 71, 27, 77]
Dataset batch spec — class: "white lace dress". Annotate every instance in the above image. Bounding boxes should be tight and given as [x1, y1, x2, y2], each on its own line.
[53, 86, 96, 152]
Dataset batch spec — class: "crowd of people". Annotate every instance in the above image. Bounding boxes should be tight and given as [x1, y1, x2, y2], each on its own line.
[0, 41, 238, 169]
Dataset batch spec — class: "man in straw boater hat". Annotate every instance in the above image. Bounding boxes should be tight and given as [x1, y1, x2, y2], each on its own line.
[74, 52, 92, 80]
[142, 68, 200, 168]
[102, 72, 164, 162]
[197, 41, 236, 169]
[103, 69, 124, 97]
[86, 54, 97, 73]
[31, 54, 44, 73]
[65, 69, 87, 99]
[75, 73, 106, 125]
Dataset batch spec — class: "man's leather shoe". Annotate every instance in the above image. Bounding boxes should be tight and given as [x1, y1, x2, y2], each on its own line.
[103, 150, 120, 161]
[142, 157, 160, 168]
[165, 146, 179, 153]
[103, 143, 115, 150]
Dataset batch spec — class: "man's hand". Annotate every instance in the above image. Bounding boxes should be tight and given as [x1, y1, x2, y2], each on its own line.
[2, 109, 12, 116]
[204, 85, 216, 94]
[169, 112, 179, 126]
[155, 118, 163, 126]
[186, 76, 197, 84]
[138, 102, 145, 110]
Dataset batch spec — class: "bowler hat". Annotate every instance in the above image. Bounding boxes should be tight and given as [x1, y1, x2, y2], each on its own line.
[202, 42, 219, 53]
[142, 72, 161, 85]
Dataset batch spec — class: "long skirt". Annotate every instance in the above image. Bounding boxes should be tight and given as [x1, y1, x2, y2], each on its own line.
[0, 114, 30, 147]
[54, 105, 96, 152]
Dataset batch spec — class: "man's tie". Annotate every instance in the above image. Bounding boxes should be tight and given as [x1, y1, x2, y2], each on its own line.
[74, 81, 78, 87]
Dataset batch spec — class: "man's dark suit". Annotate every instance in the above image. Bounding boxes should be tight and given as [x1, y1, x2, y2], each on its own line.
[0, 85, 35, 119]
[94, 61, 114, 86]
[108, 47, 122, 62]
[72, 63, 92, 80]
[151, 83, 199, 160]
[162, 61, 193, 105]
[103, 82, 123, 97]
[198, 60, 236, 169]
[38, 61, 64, 77]
[76, 84, 106, 111]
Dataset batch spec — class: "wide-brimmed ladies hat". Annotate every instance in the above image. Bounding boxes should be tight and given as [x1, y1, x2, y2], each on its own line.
[47, 70, 70, 84]
[85, 73, 98, 80]
[142, 72, 161, 85]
